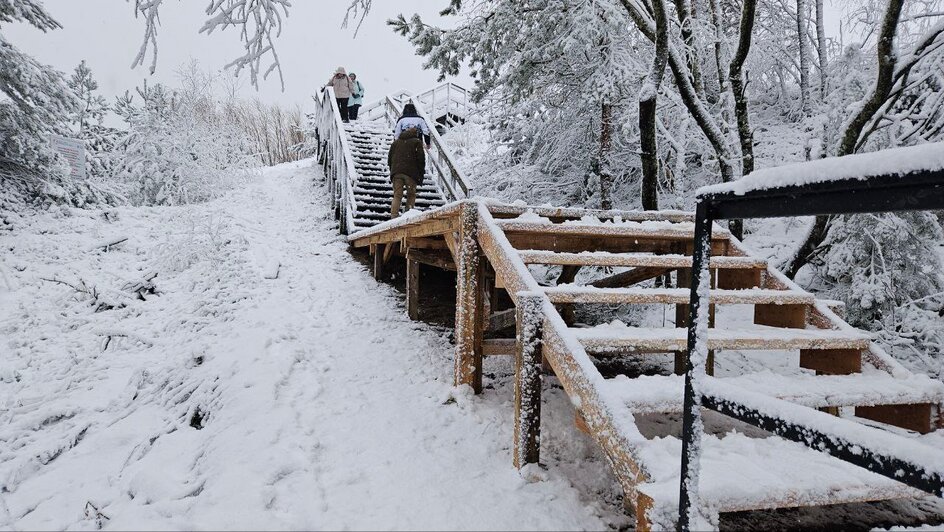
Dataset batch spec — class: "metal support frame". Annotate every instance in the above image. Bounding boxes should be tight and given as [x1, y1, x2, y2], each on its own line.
[678, 167, 944, 530]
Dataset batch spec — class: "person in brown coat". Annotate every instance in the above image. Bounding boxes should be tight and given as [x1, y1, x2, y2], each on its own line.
[324, 67, 354, 122]
[387, 127, 426, 218]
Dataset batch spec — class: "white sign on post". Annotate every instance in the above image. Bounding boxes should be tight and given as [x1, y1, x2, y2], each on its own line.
[49, 134, 86, 180]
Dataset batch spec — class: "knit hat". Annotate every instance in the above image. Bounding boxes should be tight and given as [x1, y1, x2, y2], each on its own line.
[335, 66, 346, 75]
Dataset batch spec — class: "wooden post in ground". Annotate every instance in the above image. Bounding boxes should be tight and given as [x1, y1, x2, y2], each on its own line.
[515, 292, 543, 468]
[373, 244, 385, 281]
[406, 258, 420, 320]
[454, 202, 485, 393]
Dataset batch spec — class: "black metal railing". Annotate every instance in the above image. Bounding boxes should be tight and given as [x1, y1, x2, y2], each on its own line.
[678, 162, 944, 530]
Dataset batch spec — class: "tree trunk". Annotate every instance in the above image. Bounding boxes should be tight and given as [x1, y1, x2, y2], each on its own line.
[599, 101, 614, 210]
[673, 0, 704, 97]
[785, 0, 905, 278]
[729, 0, 757, 178]
[796, 0, 811, 116]
[815, 0, 828, 98]
[640, 0, 670, 211]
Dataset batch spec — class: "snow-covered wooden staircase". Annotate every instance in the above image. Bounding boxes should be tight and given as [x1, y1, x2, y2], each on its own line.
[342, 201, 944, 530]
[344, 121, 446, 231]
[313, 87, 470, 234]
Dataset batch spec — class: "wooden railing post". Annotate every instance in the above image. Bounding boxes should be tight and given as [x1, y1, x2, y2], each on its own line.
[454, 202, 484, 393]
[406, 257, 420, 320]
[514, 292, 543, 468]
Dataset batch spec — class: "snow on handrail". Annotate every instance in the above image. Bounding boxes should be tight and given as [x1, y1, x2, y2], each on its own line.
[698, 141, 944, 197]
[315, 87, 360, 233]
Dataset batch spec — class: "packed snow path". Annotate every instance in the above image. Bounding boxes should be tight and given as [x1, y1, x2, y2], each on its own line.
[0, 162, 619, 530]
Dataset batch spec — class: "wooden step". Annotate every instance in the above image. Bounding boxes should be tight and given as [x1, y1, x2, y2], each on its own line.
[635, 430, 922, 523]
[573, 324, 870, 353]
[601, 372, 944, 415]
[520, 250, 766, 269]
[545, 286, 813, 305]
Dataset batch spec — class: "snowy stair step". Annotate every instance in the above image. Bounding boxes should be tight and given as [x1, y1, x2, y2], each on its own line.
[545, 286, 813, 305]
[635, 430, 923, 520]
[520, 250, 766, 269]
[602, 372, 944, 415]
[496, 220, 730, 241]
[573, 324, 870, 353]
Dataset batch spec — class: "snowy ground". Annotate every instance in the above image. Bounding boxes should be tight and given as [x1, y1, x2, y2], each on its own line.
[0, 161, 624, 530]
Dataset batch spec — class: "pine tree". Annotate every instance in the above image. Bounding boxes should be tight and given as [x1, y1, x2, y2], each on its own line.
[68, 60, 109, 134]
[0, 1, 103, 204]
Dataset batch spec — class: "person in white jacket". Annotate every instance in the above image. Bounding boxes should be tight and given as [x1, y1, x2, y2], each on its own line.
[393, 104, 431, 149]
[324, 67, 354, 122]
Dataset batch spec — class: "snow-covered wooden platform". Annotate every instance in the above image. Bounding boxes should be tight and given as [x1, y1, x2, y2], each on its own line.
[340, 199, 944, 530]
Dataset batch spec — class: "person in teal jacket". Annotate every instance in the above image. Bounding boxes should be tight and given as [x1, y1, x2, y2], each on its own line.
[348, 73, 365, 120]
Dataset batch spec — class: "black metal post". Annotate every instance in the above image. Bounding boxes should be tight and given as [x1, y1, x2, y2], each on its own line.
[678, 200, 715, 531]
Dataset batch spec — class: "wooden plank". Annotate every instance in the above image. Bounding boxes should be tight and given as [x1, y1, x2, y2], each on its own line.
[406, 258, 419, 320]
[579, 329, 870, 354]
[855, 404, 934, 434]
[405, 248, 456, 271]
[544, 287, 813, 305]
[755, 303, 809, 329]
[717, 267, 763, 289]
[504, 232, 729, 256]
[487, 203, 695, 223]
[495, 221, 729, 241]
[405, 237, 448, 250]
[483, 338, 515, 356]
[454, 203, 485, 393]
[519, 250, 766, 269]
[514, 293, 543, 468]
[800, 349, 863, 375]
[488, 308, 517, 332]
[589, 267, 674, 289]
[350, 217, 459, 247]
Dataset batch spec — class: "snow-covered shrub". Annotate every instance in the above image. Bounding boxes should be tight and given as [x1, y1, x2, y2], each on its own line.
[110, 80, 259, 206]
[817, 211, 944, 376]
[149, 210, 234, 273]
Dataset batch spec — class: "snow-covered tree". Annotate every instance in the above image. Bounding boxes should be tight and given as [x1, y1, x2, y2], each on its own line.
[0, 0, 97, 203]
[68, 60, 118, 179]
[110, 78, 258, 205]
[68, 60, 109, 134]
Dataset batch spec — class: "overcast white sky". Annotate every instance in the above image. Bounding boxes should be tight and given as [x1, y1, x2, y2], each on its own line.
[6, 1, 470, 110]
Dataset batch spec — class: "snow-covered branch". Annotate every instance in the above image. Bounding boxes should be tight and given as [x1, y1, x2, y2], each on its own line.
[129, 0, 292, 90]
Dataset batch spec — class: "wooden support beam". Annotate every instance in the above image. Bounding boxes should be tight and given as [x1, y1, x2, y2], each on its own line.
[488, 308, 517, 332]
[514, 293, 543, 468]
[755, 303, 808, 329]
[405, 248, 456, 271]
[406, 258, 420, 320]
[857, 403, 934, 434]
[373, 244, 384, 281]
[589, 266, 674, 289]
[800, 349, 862, 375]
[483, 338, 515, 356]
[382, 241, 398, 264]
[454, 203, 485, 393]
[406, 237, 448, 250]
[717, 267, 763, 289]
[557, 265, 581, 325]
